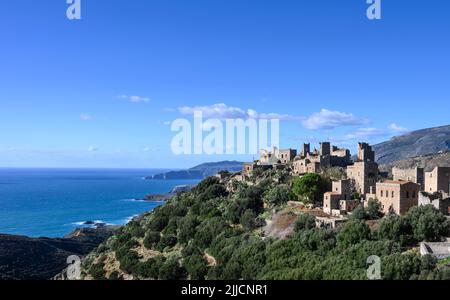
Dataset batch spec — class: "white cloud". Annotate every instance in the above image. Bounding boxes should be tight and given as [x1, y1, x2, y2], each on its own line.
[80, 113, 93, 121]
[143, 146, 161, 152]
[177, 103, 302, 121]
[344, 127, 387, 140]
[388, 123, 408, 133]
[118, 94, 150, 103]
[179, 103, 247, 119]
[302, 109, 369, 130]
[88, 146, 98, 152]
[344, 123, 408, 141]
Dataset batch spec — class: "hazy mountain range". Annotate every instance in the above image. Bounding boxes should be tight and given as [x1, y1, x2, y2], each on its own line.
[374, 125, 450, 165]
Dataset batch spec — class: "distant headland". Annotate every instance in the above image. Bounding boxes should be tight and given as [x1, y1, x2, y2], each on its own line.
[146, 161, 244, 180]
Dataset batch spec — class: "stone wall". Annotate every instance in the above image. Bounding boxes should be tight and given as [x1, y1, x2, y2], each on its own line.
[393, 167, 425, 189]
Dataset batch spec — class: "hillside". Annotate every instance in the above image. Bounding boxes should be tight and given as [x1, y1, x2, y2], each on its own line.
[380, 151, 450, 173]
[0, 227, 118, 280]
[78, 170, 450, 280]
[374, 125, 450, 164]
[147, 161, 244, 180]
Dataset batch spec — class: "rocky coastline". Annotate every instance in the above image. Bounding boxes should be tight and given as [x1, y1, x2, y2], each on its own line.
[0, 226, 119, 280]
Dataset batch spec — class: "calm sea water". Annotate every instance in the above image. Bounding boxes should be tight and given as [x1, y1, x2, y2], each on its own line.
[0, 168, 199, 238]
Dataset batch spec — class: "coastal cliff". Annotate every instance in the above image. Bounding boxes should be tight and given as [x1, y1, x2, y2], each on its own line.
[0, 227, 118, 280]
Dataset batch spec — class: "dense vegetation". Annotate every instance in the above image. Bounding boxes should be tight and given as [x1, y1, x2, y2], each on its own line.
[81, 170, 450, 280]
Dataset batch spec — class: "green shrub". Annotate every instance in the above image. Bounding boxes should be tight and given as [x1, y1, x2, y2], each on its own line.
[263, 185, 293, 207]
[116, 246, 140, 274]
[137, 256, 166, 279]
[377, 215, 413, 246]
[240, 209, 257, 230]
[336, 221, 371, 248]
[127, 221, 146, 238]
[158, 256, 187, 280]
[405, 205, 450, 242]
[178, 214, 199, 244]
[194, 217, 228, 250]
[143, 231, 161, 249]
[183, 253, 208, 280]
[292, 173, 329, 204]
[366, 200, 383, 220]
[89, 261, 106, 280]
[350, 205, 366, 221]
[155, 234, 178, 251]
[294, 214, 316, 232]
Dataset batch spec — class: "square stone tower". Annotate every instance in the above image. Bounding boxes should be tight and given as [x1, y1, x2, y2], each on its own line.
[357, 142, 375, 162]
[320, 142, 331, 156]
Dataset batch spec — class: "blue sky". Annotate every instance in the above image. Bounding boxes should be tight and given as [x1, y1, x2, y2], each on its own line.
[0, 0, 449, 168]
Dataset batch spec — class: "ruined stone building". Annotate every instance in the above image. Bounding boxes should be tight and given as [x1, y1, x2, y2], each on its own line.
[347, 143, 379, 195]
[419, 166, 450, 215]
[323, 192, 342, 214]
[293, 142, 350, 176]
[242, 161, 272, 177]
[293, 155, 329, 175]
[278, 148, 298, 164]
[242, 162, 256, 177]
[243, 141, 364, 181]
[320, 142, 331, 156]
[420, 242, 450, 259]
[330, 146, 352, 167]
[315, 216, 348, 229]
[259, 148, 279, 165]
[259, 147, 297, 165]
[393, 167, 425, 190]
[323, 179, 359, 216]
[424, 166, 450, 197]
[419, 192, 450, 215]
[357, 142, 375, 162]
[242, 147, 296, 176]
[376, 180, 420, 215]
[300, 143, 310, 157]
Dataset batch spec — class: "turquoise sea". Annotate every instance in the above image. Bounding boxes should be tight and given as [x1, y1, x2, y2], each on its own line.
[0, 168, 199, 238]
